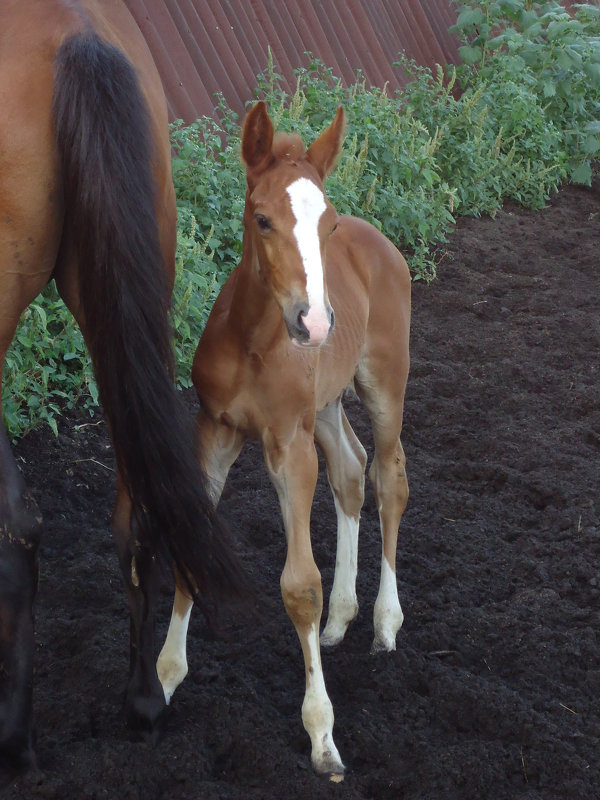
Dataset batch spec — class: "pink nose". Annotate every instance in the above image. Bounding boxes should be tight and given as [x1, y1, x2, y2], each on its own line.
[303, 304, 332, 345]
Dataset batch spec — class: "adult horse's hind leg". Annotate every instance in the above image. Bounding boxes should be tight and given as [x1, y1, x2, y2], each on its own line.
[0, 145, 61, 766]
[0, 281, 53, 767]
[315, 397, 367, 647]
[54, 273, 169, 739]
[110, 478, 166, 737]
[0, 426, 42, 768]
[355, 362, 409, 653]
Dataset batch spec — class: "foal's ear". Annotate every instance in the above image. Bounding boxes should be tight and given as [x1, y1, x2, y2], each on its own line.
[306, 106, 346, 180]
[242, 101, 274, 176]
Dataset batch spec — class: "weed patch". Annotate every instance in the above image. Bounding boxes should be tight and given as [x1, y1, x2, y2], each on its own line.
[4, 1, 599, 437]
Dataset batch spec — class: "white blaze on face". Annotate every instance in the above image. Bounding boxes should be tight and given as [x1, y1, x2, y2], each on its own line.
[286, 177, 330, 343]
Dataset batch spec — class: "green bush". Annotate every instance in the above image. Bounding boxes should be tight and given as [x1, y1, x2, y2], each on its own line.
[171, 209, 219, 388]
[2, 282, 97, 437]
[451, 0, 600, 184]
[399, 56, 566, 214]
[4, 3, 599, 437]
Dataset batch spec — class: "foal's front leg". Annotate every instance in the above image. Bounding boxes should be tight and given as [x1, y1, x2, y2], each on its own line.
[157, 413, 243, 704]
[263, 428, 344, 779]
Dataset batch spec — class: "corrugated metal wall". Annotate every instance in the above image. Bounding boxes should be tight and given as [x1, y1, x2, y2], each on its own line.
[125, 0, 460, 122]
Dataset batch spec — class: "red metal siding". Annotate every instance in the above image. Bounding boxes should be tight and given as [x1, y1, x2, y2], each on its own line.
[124, 0, 462, 122]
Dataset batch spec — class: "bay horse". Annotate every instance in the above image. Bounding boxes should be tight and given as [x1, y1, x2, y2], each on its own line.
[158, 102, 411, 778]
[0, 0, 245, 769]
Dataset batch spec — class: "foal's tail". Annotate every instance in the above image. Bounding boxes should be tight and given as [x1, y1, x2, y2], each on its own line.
[51, 32, 247, 608]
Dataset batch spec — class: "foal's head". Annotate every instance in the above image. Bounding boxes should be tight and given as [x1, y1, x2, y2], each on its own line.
[241, 102, 345, 347]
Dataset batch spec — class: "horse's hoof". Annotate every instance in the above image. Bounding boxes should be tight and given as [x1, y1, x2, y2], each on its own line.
[319, 627, 345, 648]
[125, 694, 167, 746]
[372, 602, 403, 653]
[156, 654, 188, 705]
[0, 732, 37, 775]
[370, 633, 397, 654]
[314, 758, 345, 782]
[320, 604, 358, 648]
[311, 741, 345, 780]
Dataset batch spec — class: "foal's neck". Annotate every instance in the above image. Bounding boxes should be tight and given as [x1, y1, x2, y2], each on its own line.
[228, 209, 284, 347]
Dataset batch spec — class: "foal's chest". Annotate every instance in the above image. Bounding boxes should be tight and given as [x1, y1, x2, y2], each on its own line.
[198, 337, 321, 439]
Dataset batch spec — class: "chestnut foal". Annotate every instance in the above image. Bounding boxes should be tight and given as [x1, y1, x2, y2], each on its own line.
[158, 102, 411, 778]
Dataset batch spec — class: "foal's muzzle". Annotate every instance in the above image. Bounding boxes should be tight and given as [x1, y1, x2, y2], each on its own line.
[285, 301, 335, 347]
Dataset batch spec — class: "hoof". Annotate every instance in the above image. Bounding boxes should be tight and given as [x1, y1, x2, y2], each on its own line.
[156, 655, 188, 705]
[319, 625, 346, 648]
[372, 600, 403, 653]
[310, 737, 345, 779]
[370, 633, 397, 654]
[0, 731, 37, 775]
[313, 754, 345, 781]
[125, 692, 167, 746]
[320, 602, 358, 648]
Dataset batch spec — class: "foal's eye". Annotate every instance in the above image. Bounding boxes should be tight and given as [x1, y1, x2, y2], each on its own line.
[331, 222, 339, 235]
[255, 214, 272, 232]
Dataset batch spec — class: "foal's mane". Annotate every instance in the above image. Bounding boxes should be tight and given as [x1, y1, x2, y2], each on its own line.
[272, 132, 306, 162]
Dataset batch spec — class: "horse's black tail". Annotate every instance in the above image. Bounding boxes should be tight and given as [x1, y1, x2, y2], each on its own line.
[51, 32, 247, 610]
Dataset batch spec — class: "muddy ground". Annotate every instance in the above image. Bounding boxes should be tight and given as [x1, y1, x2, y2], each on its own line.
[3, 176, 599, 799]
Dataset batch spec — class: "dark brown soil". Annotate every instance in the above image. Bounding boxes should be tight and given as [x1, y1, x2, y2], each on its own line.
[3, 176, 599, 800]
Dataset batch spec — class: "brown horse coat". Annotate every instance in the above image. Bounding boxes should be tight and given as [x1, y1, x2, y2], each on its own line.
[0, 0, 245, 768]
[159, 103, 411, 778]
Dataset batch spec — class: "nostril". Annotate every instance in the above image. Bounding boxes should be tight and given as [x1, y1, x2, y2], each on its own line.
[295, 302, 309, 320]
[286, 301, 309, 342]
[329, 308, 335, 331]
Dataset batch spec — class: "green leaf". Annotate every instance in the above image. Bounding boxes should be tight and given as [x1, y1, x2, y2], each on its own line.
[458, 45, 483, 65]
[32, 304, 47, 328]
[584, 62, 600, 88]
[498, 0, 524, 13]
[571, 161, 593, 184]
[88, 379, 99, 405]
[574, 3, 600, 16]
[456, 7, 485, 29]
[582, 134, 600, 155]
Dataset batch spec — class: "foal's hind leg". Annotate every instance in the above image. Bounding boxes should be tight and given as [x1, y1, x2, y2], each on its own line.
[355, 364, 409, 653]
[315, 397, 367, 647]
[157, 411, 243, 704]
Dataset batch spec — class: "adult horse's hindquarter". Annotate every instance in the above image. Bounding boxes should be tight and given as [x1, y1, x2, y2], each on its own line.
[0, 0, 245, 770]
[159, 103, 411, 779]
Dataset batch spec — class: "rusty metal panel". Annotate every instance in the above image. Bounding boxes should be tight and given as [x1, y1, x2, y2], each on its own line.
[124, 0, 463, 123]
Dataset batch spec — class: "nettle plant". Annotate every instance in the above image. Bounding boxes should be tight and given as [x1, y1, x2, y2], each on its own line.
[2, 283, 97, 437]
[5, 9, 600, 437]
[451, 0, 600, 183]
[170, 209, 219, 389]
[398, 54, 566, 214]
